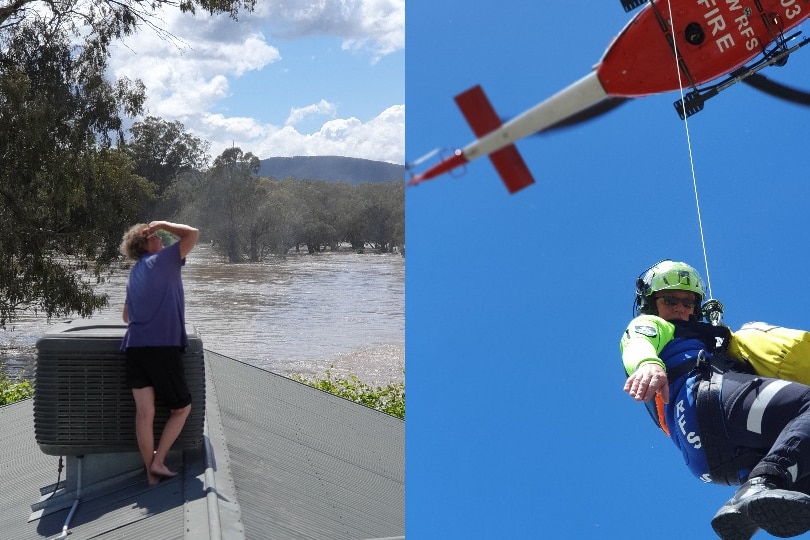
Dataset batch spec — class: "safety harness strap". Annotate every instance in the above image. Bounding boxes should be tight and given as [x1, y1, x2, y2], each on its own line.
[695, 368, 760, 485]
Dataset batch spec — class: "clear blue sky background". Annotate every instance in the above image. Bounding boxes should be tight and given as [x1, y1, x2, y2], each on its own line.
[406, 2, 810, 539]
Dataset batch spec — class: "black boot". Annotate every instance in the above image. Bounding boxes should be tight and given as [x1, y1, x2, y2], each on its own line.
[712, 476, 810, 539]
[745, 480, 810, 538]
[711, 478, 763, 540]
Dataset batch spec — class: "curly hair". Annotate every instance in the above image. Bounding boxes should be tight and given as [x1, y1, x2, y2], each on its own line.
[119, 223, 149, 260]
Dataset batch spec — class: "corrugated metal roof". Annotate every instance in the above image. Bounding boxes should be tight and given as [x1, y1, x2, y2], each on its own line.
[206, 351, 404, 540]
[0, 350, 404, 539]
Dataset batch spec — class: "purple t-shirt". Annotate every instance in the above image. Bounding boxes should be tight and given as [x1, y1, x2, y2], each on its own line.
[121, 242, 188, 349]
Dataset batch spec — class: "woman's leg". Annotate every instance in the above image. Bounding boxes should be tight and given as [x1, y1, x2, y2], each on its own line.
[132, 386, 159, 485]
[150, 404, 191, 477]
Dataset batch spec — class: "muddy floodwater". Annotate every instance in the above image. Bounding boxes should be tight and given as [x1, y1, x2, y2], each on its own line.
[1, 243, 404, 387]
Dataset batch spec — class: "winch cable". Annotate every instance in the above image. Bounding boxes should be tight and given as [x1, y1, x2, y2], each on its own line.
[665, 0, 715, 302]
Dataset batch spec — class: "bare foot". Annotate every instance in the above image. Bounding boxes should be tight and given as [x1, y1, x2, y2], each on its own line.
[147, 470, 161, 486]
[149, 462, 179, 479]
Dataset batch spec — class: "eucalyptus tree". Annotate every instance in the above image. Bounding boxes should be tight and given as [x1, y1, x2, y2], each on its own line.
[0, 0, 254, 38]
[0, 22, 156, 325]
[353, 181, 404, 251]
[382, 180, 405, 249]
[261, 178, 304, 256]
[123, 116, 211, 219]
[199, 147, 263, 262]
[0, 0, 254, 324]
[295, 180, 341, 253]
[125, 116, 211, 194]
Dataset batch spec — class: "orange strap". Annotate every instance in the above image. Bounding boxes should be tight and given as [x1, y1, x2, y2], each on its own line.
[655, 393, 670, 436]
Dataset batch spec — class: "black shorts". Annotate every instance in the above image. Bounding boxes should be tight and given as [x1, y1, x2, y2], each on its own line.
[126, 346, 192, 410]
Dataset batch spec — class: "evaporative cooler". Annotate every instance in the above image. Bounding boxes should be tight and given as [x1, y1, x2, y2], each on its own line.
[33, 319, 205, 456]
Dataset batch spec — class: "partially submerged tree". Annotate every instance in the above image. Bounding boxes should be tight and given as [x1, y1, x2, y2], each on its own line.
[200, 147, 263, 262]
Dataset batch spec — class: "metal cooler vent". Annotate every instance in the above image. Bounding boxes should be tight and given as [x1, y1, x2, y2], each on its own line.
[34, 320, 205, 456]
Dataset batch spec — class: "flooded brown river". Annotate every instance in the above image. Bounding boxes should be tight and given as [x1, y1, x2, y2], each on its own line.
[0, 243, 404, 387]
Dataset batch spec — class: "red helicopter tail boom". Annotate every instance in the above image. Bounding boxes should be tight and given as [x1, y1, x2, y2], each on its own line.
[410, 73, 609, 193]
[408, 85, 535, 193]
[408, 151, 469, 186]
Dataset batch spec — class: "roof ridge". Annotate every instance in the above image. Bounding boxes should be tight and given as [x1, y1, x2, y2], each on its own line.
[183, 355, 245, 539]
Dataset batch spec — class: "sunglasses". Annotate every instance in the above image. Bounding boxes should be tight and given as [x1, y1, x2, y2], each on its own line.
[657, 295, 697, 309]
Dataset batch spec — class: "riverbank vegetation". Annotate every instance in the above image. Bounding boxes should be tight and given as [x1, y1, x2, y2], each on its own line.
[0, 367, 404, 419]
[0, 372, 33, 406]
[293, 369, 405, 419]
[169, 147, 404, 262]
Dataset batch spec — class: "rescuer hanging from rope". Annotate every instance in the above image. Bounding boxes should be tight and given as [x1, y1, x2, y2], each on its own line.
[621, 260, 810, 540]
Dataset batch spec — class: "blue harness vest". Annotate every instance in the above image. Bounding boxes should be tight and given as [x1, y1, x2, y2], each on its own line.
[650, 321, 735, 482]
[657, 337, 713, 481]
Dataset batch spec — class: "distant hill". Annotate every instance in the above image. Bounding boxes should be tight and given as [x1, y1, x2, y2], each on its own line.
[258, 156, 404, 184]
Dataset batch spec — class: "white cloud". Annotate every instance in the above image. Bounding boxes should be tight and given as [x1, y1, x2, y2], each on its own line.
[254, 0, 404, 60]
[109, 16, 280, 115]
[198, 104, 405, 164]
[285, 100, 338, 126]
[106, 1, 403, 165]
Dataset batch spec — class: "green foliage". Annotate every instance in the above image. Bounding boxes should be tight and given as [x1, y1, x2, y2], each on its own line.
[123, 116, 210, 194]
[0, 0, 255, 44]
[0, 22, 155, 326]
[293, 369, 405, 420]
[0, 372, 33, 406]
[174, 148, 405, 262]
[0, 0, 255, 327]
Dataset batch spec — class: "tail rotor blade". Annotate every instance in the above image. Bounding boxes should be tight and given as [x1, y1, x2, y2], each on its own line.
[455, 85, 535, 193]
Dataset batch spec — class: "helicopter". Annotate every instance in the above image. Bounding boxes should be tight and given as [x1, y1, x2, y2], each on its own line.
[407, 0, 810, 194]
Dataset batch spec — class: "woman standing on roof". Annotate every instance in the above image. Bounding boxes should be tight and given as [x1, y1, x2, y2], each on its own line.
[119, 220, 200, 486]
[621, 260, 810, 540]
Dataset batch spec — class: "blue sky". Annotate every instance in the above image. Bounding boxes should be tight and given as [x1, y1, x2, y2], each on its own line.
[406, 2, 810, 539]
[107, 1, 404, 163]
